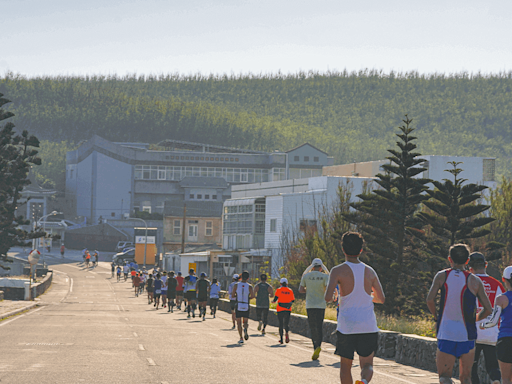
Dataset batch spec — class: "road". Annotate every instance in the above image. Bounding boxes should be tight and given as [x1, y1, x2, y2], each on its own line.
[0, 255, 449, 384]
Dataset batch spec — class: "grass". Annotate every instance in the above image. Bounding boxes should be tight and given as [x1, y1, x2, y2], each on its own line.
[250, 298, 436, 338]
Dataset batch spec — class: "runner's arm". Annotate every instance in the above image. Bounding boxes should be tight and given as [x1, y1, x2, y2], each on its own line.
[479, 302, 503, 329]
[324, 266, 340, 303]
[474, 276, 493, 321]
[299, 275, 306, 293]
[371, 271, 385, 304]
[298, 285, 306, 294]
[426, 272, 444, 320]
[249, 285, 254, 300]
[254, 285, 259, 295]
[268, 285, 274, 297]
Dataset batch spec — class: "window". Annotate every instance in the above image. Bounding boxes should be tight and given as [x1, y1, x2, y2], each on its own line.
[111, 212, 115, 217]
[272, 168, 286, 181]
[142, 206, 151, 213]
[304, 156, 309, 162]
[212, 195, 217, 200]
[197, 194, 202, 199]
[294, 156, 299, 161]
[255, 221, 265, 234]
[158, 166, 166, 180]
[205, 221, 213, 236]
[173, 220, 181, 235]
[270, 219, 277, 232]
[189, 194, 194, 199]
[483, 159, 495, 182]
[314, 156, 319, 162]
[205, 194, 210, 200]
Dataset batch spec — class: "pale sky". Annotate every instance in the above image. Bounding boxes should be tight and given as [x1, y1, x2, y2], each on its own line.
[2, 0, 512, 77]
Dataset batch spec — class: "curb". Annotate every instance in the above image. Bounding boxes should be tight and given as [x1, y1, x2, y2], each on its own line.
[0, 302, 38, 321]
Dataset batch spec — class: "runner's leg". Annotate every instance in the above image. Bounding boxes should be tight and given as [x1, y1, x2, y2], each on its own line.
[459, 348, 476, 384]
[471, 343, 483, 384]
[340, 357, 353, 384]
[359, 353, 375, 384]
[498, 361, 512, 384]
[436, 349, 457, 384]
[236, 317, 243, 340]
[481, 344, 501, 383]
[277, 312, 285, 342]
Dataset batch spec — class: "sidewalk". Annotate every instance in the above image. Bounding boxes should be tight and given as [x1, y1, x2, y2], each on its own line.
[0, 299, 37, 321]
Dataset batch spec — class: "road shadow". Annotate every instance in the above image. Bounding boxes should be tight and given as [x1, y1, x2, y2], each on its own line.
[290, 361, 323, 368]
[250, 334, 265, 338]
[268, 344, 286, 348]
[326, 362, 341, 369]
[222, 344, 243, 348]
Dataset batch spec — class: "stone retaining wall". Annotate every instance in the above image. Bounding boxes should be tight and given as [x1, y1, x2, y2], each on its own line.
[0, 272, 52, 301]
[33, 272, 52, 298]
[0, 290, 4, 301]
[216, 295, 493, 383]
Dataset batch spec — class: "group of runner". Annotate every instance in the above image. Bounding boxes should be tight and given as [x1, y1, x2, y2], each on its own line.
[81, 248, 99, 267]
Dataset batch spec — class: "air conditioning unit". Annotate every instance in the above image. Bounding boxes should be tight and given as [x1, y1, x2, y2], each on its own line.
[123, 213, 130, 219]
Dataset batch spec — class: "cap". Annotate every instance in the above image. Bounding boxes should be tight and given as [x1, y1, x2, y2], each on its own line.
[469, 252, 486, 266]
[177, 272, 182, 275]
[503, 266, 512, 280]
[189, 268, 195, 273]
[200, 272, 206, 277]
[280, 277, 288, 284]
[233, 274, 239, 280]
[312, 258, 323, 266]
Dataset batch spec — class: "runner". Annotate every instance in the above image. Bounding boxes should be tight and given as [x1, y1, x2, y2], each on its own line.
[160, 271, 168, 308]
[133, 272, 141, 297]
[325, 231, 385, 384]
[82, 248, 87, 263]
[116, 265, 122, 282]
[139, 270, 146, 294]
[228, 274, 240, 329]
[60, 244, 65, 258]
[146, 273, 154, 304]
[480, 266, 512, 384]
[231, 271, 253, 344]
[254, 273, 273, 335]
[427, 244, 492, 384]
[468, 252, 505, 384]
[153, 273, 162, 309]
[196, 272, 210, 321]
[273, 277, 294, 344]
[111, 262, 115, 278]
[167, 271, 177, 313]
[184, 269, 198, 318]
[85, 251, 91, 267]
[299, 258, 329, 360]
[209, 278, 221, 318]
[130, 268, 137, 287]
[176, 272, 184, 310]
[93, 250, 99, 266]
[123, 263, 129, 281]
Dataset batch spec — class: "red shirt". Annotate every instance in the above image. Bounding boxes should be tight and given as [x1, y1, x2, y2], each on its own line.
[176, 276, 184, 291]
[476, 274, 505, 310]
[133, 276, 141, 287]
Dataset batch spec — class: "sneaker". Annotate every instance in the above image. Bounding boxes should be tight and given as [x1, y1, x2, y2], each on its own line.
[285, 332, 290, 343]
[231, 325, 236, 330]
[154, 303, 157, 307]
[213, 314, 216, 318]
[312, 347, 321, 361]
[171, 308, 173, 313]
[202, 317, 205, 321]
[192, 312, 195, 318]
[355, 381, 366, 384]
[238, 339, 244, 344]
[244, 329, 249, 340]
[257, 321, 262, 331]
[262, 328, 266, 335]
[168, 308, 170, 312]
[163, 305, 166, 308]
[279, 339, 283, 344]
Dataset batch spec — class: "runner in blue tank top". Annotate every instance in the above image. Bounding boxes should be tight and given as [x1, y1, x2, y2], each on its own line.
[480, 266, 512, 384]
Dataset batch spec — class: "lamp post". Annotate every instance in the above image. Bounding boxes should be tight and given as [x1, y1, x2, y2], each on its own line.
[131, 217, 148, 268]
[39, 210, 62, 267]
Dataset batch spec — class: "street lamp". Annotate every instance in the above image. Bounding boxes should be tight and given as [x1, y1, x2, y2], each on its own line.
[131, 217, 148, 268]
[39, 210, 62, 266]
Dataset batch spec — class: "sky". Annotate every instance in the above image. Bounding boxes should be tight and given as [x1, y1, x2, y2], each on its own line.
[2, 0, 512, 77]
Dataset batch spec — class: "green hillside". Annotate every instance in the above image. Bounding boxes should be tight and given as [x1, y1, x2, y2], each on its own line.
[1, 70, 512, 178]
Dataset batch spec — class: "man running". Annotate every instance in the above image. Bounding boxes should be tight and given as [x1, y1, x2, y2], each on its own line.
[160, 271, 168, 308]
[228, 274, 240, 329]
[197, 272, 210, 321]
[85, 251, 91, 267]
[116, 265, 122, 282]
[153, 273, 162, 309]
[123, 263, 129, 281]
[427, 244, 492, 384]
[133, 272, 141, 297]
[176, 272, 184, 310]
[60, 244, 65, 258]
[274, 277, 295, 344]
[468, 252, 505, 384]
[139, 270, 146, 294]
[254, 273, 273, 335]
[93, 250, 99, 266]
[184, 269, 198, 318]
[231, 271, 253, 344]
[130, 268, 137, 287]
[300, 257, 329, 360]
[146, 273, 154, 304]
[167, 271, 177, 313]
[209, 278, 221, 318]
[325, 232, 385, 384]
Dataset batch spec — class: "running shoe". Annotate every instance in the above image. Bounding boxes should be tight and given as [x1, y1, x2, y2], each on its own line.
[154, 302, 157, 307]
[279, 339, 283, 344]
[213, 314, 215, 318]
[168, 308, 170, 312]
[238, 339, 244, 344]
[192, 312, 195, 318]
[187, 314, 191, 318]
[244, 329, 249, 340]
[262, 328, 266, 335]
[355, 381, 366, 384]
[163, 304, 166, 308]
[202, 316, 205, 321]
[231, 325, 236, 330]
[257, 321, 262, 331]
[285, 332, 290, 343]
[312, 347, 321, 361]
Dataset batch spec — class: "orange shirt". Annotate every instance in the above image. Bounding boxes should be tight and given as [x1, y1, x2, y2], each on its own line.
[131, 270, 136, 277]
[274, 286, 295, 312]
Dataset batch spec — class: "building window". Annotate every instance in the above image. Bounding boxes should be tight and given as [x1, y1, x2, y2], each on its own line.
[189, 194, 194, 199]
[272, 168, 286, 181]
[270, 219, 277, 232]
[304, 156, 309, 162]
[314, 156, 319, 162]
[197, 194, 202, 199]
[255, 220, 265, 234]
[173, 220, 181, 235]
[205, 221, 213, 236]
[142, 206, 151, 213]
[300, 219, 317, 232]
[212, 195, 217, 200]
[483, 159, 495, 182]
[205, 194, 210, 200]
[294, 156, 299, 161]
[111, 212, 115, 217]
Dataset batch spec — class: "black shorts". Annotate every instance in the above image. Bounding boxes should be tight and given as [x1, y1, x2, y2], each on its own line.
[154, 293, 161, 298]
[197, 295, 208, 302]
[230, 300, 237, 311]
[185, 291, 197, 301]
[210, 298, 219, 307]
[236, 309, 250, 319]
[167, 290, 176, 299]
[176, 291, 184, 297]
[497, 337, 512, 363]
[335, 332, 378, 360]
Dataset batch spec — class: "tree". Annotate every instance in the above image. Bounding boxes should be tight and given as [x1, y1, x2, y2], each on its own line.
[419, 161, 496, 257]
[344, 115, 431, 314]
[487, 176, 512, 264]
[0, 93, 43, 269]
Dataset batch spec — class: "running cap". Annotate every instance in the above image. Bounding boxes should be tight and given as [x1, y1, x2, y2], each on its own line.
[200, 272, 206, 277]
[233, 274, 239, 279]
[177, 272, 182, 275]
[189, 268, 195, 273]
[503, 266, 512, 280]
[312, 258, 323, 266]
[280, 278, 288, 284]
[469, 252, 486, 266]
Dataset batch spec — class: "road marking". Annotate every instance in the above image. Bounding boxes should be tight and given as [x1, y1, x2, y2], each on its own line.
[209, 333, 218, 337]
[70, 278, 73, 293]
[125, 317, 129, 321]
[133, 332, 138, 337]
[146, 358, 156, 366]
[139, 344, 145, 351]
[0, 306, 44, 327]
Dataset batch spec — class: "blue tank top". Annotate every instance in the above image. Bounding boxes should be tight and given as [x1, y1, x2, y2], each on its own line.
[498, 291, 512, 339]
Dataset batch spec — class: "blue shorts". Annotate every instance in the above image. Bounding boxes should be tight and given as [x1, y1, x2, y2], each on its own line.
[437, 339, 475, 358]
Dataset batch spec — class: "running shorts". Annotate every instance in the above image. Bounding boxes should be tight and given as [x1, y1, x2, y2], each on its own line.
[167, 290, 176, 299]
[176, 291, 184, 297]
[437, 339, 475, 358]
[185, 291, 197, 301]
[236, 309, 250, 319]
[197, 295, 208, 302]
[230, 300, 237, 311]
[335, 332, 378, 360]
[161, 290, 167, 296]
[497, 337, 512, 363]
[210, 298, 219, 307]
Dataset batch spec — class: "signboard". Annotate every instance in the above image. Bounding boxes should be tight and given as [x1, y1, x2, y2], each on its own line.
[135, 236, 156, 244]
[188, 263, 197, 273]
[28, 249, 41, 265]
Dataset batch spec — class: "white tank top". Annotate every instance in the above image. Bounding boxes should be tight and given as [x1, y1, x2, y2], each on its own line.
[236, 283, 250, 311]
[337, 262, 379, 334]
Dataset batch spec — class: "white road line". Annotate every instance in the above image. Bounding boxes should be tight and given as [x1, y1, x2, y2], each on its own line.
[125, 317, 129, 321]
[70, 278, 74, 293]
[139, 344, 145, 351]
[209, 333, 218, 337]
[146, 358, 156, 366]
[0, 306, 44, 327]
[133, 332, 138, 337]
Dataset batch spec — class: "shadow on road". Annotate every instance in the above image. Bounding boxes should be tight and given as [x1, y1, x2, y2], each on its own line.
[290, 361, 323, 368]
[268, 344, 286, 348]
[222, 344, 243, 348]
[327, 362, 341, 369]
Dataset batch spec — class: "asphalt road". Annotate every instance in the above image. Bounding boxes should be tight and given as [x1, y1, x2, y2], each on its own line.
[0, 256, 452, 384]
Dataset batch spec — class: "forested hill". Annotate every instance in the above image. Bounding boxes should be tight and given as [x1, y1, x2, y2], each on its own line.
[1, 70, 512, 176]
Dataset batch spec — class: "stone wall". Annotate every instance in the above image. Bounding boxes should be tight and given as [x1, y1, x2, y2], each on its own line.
[33, 272, 52, 298]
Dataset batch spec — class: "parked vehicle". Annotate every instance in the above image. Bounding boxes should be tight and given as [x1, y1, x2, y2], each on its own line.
[112, 248, 135, 265]
[114, 241, 134, 252]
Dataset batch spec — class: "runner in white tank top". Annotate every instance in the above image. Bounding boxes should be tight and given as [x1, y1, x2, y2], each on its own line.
[325, 232, 385, 384]
[231, 271, 254, 344]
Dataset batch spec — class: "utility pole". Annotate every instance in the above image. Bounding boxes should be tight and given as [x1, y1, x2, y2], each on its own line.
[181, 204, 186, 254]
